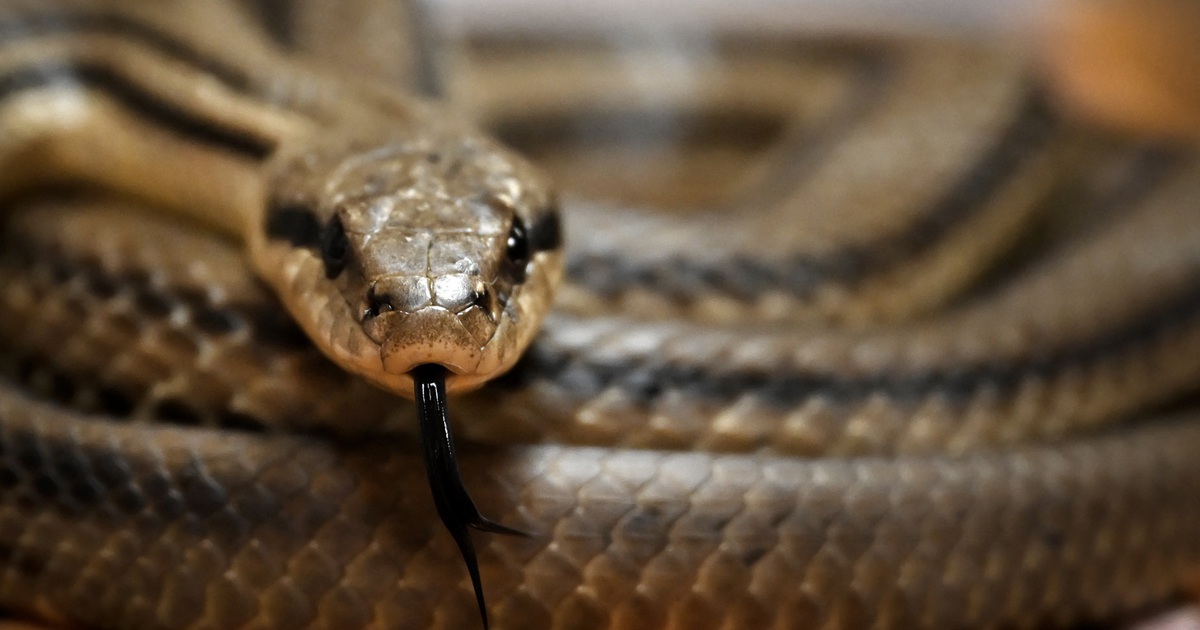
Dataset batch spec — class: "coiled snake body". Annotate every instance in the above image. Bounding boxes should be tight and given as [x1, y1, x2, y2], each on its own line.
[0, 1, 1198, 629]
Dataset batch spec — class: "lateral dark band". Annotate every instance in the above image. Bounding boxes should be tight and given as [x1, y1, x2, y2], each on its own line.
[0, 62, 274, 159]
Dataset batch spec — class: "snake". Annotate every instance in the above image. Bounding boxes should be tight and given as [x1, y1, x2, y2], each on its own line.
[0, 0, 1198, 629]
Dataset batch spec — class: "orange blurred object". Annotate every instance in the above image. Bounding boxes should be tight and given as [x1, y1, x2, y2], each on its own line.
[1041, 0, 1200, 139]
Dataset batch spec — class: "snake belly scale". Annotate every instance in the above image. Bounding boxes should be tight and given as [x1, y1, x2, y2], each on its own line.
[0, 1, 1198, 629]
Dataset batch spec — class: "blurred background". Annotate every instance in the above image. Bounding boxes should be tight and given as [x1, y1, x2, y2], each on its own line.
[431, 0, 1045, 37]
[427, 0, 1200, 140]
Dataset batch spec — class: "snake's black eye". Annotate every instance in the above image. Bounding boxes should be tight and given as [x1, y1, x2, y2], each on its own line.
[504, 217, 530, 283]
[321, 216, 350, 279]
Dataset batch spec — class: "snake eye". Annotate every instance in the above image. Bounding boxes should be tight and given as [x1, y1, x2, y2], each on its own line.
[504, 217, 531, 283]
[321, 216, 350, 279]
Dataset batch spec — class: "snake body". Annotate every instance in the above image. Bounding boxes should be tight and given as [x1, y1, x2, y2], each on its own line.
[0, 1, 1198, 629]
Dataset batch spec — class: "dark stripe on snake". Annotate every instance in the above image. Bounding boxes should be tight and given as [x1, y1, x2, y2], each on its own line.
[0, 61, 274, 159]
[529, 208, 563, 253]
[565, 92, 1058, 302]
[0, 244, 311, 352]
[730, 52, 893, 211]
[0, 412, 215, 517]
[501, 273, 1200, 407]
[0, 11, 253, 93]
[267, 198, 561, 274]
[264, 202, 323, 248]
[8, 189, 1194, 416]
[240, 0, 298, 49]
[2, 353, 272, 434]
[0, 398, 293, 541]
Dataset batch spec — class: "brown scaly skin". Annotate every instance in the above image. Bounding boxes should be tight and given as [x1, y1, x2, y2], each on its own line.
[0, 2, 1199, 629]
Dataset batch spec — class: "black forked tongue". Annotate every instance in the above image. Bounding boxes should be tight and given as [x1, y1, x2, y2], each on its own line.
[411, 363, 528, 630]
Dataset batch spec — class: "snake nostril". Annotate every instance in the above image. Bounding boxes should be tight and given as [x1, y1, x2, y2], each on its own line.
[470, 286, 499, 320]
[363, 285, 396, 320]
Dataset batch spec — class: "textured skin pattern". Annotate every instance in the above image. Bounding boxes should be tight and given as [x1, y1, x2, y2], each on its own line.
[0, 386, 1199, 630]
[0, 3, 1199, 629]
[7, 156, 1200, 453]
[1, 157, 1200, 629]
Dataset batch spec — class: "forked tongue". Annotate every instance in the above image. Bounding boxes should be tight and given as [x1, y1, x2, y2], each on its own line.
[412, 363, 528, 630]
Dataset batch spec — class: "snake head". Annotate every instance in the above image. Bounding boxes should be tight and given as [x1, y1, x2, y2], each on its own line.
[254, 131, 564, 395]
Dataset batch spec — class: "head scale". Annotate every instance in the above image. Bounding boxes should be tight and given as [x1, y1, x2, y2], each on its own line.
[256, 130, 563, 395]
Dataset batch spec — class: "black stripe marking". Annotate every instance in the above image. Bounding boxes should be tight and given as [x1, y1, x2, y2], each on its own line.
[566, 92, 1058, 302]
[2, 352, 272, 436]
[264, 202, 322, 248]
[733, 53, 894, 211]
[0, 418, 246, 519]
[241, 0, 298, 49]
[2, 243, 310, 352]
[0, 62, 274, 159]
[0, 12, 254, 93]
[529, 209, 563, 253]
[501, 151, 1196, 408]
[500, 271, 1200, 408]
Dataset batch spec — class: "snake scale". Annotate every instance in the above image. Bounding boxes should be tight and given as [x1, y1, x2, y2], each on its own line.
[0, 0, 1198, 628]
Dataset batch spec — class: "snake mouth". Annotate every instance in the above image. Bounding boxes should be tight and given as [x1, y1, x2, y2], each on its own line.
[372, 308, 488, 376]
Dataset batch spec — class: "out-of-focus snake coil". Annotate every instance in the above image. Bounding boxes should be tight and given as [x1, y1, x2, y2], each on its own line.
[0, 1, 1199, 629]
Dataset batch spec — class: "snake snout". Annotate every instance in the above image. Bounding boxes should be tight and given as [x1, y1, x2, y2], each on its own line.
[361, 275, 499, 381]
[362, 276, 431, 321]
[376, 307, 485, 378]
